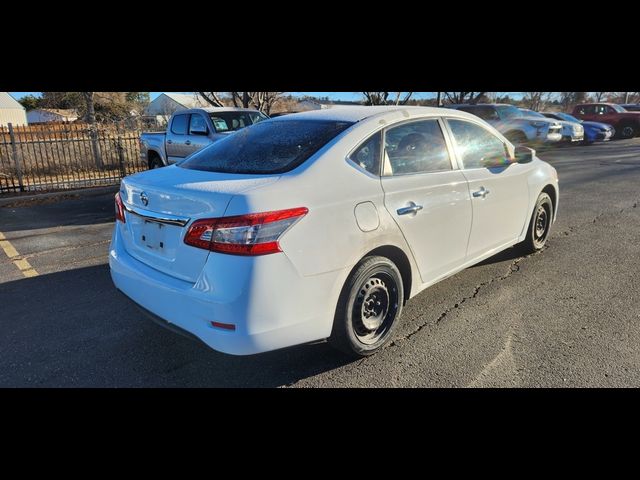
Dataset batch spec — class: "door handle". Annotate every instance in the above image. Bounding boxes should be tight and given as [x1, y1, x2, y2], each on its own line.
[397, 202, 423, 216]
[472, 187, 490, 198]
[166, 139, 173, 144]
[185, 140, 192, 146]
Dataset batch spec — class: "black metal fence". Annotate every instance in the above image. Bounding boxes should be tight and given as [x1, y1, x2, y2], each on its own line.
[0, 122, 148, 194]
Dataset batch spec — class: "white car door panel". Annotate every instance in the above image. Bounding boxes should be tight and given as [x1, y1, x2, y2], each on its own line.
[380, 119, 473, 284]
[445, 118, 531, 259]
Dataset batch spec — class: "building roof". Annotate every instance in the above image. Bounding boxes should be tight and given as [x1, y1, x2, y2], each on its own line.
[0, 92, 25, 110]
[271, 105, 472, 123]
[161, 93, 210, 108]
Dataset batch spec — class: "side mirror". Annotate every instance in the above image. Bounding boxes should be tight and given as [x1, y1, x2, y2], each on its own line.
[190, 125, 208, 135]
[481, 154, 514, 168]
[514, 145, 535, 164]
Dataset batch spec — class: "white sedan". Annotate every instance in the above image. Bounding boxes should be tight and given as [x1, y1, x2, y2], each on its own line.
[109, 106, 559, 357]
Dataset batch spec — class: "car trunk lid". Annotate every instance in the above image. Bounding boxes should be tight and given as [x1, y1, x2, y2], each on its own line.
[118, 165, 279, 283]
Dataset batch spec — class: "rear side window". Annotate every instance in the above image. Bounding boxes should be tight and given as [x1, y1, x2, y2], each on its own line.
[179, 119, 353, 174]
[171, 114, 189, 135]
[384, 120, 452, 175]
[576, 105, 595, 115]
[349, 132, 382, 175]
[447, 119, 508, 169]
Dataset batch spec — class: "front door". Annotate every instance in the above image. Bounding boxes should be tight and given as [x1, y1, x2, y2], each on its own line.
[445, 118, 531, 260]
[166, 113, 191, 163]
[380, 118, 472, 284]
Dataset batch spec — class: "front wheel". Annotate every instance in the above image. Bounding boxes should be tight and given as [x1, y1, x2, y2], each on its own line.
[518, 192, 553, 254]
[329, 256, 404, 357]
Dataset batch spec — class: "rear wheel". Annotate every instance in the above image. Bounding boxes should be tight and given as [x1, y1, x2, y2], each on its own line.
[148, 154, 163, 169]
[329, 256, 404, 357]
[619, 124, 637, 139]
[518, 192, 553, 254]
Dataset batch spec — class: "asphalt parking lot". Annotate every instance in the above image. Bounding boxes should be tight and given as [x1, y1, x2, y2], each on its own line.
[1, 138, 640, 387]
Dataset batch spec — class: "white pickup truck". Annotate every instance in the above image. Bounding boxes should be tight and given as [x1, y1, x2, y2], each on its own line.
[139, 107, 268, 169]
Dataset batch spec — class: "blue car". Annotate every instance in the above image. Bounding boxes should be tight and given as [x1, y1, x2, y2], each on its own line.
[542, 112, 615, 145]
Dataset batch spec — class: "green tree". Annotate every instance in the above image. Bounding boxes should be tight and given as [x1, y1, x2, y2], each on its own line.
[18, 94, 42, 110]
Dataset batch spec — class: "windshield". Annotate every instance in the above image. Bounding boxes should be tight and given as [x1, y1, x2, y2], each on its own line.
[520, 109, 546, 119]
[495, 105, 523, 119]
[179, 119, 354, 174]
[208, 111, 268, 133]
[556, 112, 581, 123]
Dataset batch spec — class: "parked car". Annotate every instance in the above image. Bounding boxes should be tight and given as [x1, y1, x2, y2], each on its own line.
[448, 104, 563, 146]
[519, 108, 584, 144]
[542, 112, 614, 144]
[139, 107, 268, 169]
[110, 106, 559, 357]
[620, 104, 640, 112]
[572, 103, 640, 138]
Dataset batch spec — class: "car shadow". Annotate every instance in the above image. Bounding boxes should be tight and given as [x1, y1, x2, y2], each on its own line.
[0, 191, 116, 232]
[470, 246, 524, 268]
[0, 264, 355, 387]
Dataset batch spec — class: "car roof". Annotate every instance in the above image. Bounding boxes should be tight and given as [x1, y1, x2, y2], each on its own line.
[178, 107, 261, 114]
[268, 105, 479, 124]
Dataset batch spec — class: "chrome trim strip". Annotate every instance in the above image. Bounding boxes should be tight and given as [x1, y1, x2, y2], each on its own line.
[123, 204, 191, 227]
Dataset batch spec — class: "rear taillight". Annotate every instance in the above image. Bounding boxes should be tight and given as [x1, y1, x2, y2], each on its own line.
[115, 192, 126, 223]
[184, 207, 308, 256]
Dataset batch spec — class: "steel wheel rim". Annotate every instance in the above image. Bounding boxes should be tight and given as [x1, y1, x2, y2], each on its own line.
[352, 272, 399, 345]
[622, 126, 634, 138]
[534, 204, 550, 245]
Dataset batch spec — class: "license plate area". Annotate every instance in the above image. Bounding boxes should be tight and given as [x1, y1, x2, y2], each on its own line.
[141, 220, 166, 251]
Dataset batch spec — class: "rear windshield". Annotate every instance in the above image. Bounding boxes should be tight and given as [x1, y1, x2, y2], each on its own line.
[179, 119, 354, 174]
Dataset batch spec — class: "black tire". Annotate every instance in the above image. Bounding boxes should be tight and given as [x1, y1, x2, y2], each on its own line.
[505, 131, 527, 147]
[582, 138, 594, 146]
[618, 123, 637, 139]
[518, 192, 553, 254]
[148, 154, 163, 169]
[329, 256, 404, 357]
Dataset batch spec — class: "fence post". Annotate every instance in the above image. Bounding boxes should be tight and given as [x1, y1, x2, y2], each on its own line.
[116, 136, 126, 178]
[7, 123, 25, 192]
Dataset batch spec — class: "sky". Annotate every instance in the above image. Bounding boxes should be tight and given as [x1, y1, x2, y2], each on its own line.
[8, 91, 524, 102]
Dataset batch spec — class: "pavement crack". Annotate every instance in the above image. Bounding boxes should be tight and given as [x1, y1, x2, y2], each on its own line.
[387, 250, 540, 350]
[559, 198, 640, 236]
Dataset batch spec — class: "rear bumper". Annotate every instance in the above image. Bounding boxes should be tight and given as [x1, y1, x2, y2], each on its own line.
[109, 227, 344, 355]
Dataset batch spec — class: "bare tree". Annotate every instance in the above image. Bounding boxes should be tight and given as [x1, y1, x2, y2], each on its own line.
[362, 92, 413, 105]
[198, 92, 225, 107]
[522, 92, 554, 111]
[199, 92, 284, 114]
[442, 92, 486, 104]
[81, 92, 103, 168]
[593, 92, 609, 102]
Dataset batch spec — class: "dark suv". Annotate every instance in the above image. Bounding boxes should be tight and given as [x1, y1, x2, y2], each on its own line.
[572, 103, 640, 138]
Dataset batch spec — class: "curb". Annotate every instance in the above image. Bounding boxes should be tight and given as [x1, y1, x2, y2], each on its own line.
[0, 185, 119, 207]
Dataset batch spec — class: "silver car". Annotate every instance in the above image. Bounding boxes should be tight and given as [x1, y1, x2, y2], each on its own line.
[519, 108, 584, 143]
[449, 104, 563, 146]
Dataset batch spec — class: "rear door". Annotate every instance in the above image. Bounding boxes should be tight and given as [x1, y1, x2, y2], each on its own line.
[166, 113, 190, 163]
[444, 118, 531, 260]
[380, 118, 473, 284]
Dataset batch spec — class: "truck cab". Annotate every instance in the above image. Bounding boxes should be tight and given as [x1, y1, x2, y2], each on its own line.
[140, 107, 268, 168]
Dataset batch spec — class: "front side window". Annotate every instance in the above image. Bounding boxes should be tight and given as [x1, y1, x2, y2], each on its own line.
[171, 114, 189, 135]
[384, 120, 452, 175]
[459, 106, 499, 121]
[179, 119, 353, 174]
[349, 132, 381, 175]
[189, 114, 208, 133]
[447, 119, 509, 169]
